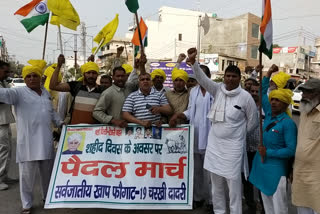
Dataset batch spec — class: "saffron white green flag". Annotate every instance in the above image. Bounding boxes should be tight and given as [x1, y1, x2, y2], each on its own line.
[125, 0, 139, 13]
[259, 0, 273, 59]
[14, 0, 49, 33]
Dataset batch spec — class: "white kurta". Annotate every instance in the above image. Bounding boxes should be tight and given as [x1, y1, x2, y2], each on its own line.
[183, 85, 213, 153]
[192, 63, 258, 180]
[0, 86, 62, 162]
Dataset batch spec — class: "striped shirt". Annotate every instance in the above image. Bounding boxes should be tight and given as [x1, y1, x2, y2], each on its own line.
[68, 81, 103, 124]
[122, 88, 168, 122]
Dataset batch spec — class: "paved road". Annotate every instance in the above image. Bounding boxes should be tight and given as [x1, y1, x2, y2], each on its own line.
[0, 115, 300, 214]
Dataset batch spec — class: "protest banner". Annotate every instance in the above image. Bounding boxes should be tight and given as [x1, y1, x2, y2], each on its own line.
[45, 124, 194, 210]
[149, 62, 193, 88]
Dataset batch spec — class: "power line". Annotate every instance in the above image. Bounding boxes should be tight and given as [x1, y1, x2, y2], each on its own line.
[274, 14, 320, 20]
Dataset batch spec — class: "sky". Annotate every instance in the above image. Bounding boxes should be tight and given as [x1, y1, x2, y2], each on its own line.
[0, 0, 319, 64]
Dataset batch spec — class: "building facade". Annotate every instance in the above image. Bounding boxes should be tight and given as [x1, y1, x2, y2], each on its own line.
[128, 6, 261, 72]
[97, 38, 133, 73]
[262, 46, 317, 78]
[201, 13, 261, 69]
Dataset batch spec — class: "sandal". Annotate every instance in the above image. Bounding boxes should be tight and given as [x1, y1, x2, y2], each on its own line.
[21, 208, 31, 214]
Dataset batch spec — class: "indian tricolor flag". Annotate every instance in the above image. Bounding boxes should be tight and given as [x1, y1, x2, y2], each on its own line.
[259, 0, 273, 59]
[14, 0, 49, 33]
[132, 17, 148, 57]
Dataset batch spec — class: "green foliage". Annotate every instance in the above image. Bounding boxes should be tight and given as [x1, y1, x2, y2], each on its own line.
[64, 67, 82, 81]
[213, 77, 224, 83]
[102, 56, 126, 74]
[8, 61, 24, 77]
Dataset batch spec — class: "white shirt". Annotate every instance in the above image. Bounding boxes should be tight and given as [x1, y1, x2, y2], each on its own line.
[192, 63, 258, 180]
[0, 86, 62, 162]
[183, 85, 213, 154]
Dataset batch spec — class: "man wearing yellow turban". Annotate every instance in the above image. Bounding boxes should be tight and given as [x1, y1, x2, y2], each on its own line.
[43, 64, 63, 93]
[22, 59, 47, 80]
[0, 59, 64, 212]
[49, 54, 104, 124]
[43, 64, 63, 111]
[122, 64, 133, 74]
[261, 64, 293, 116]
[150, 68, 170, 94]
[270, 70, 291, 90]
[249, 86, 297, 214]
[269, 88, 293, 117]
[166, 66, 190, 124]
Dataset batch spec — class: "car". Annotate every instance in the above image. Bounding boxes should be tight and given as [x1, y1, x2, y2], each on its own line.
[9, 78, 26, 88]
[292, 83, 303, 113]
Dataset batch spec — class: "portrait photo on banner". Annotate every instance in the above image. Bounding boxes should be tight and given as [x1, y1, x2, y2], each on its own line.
[134, 126, 144, 139]
[62, 132, 86, 155]
[152, 127, 162, 140]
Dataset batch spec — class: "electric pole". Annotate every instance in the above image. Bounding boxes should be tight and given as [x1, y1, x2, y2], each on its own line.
[80, 22, 87, 63]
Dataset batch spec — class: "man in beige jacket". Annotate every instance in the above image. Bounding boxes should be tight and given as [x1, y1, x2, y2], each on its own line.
[292, 78, 320, 214]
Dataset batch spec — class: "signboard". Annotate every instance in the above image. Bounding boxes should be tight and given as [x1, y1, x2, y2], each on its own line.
[273, 47, 297, 54]
[273, 48, 281, 54]
[199, 54, 219, 73]
[150, 62, 193, 88]
[45, 124, 194, 210]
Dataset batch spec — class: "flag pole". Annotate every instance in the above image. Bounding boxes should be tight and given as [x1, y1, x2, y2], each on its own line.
[58, 25, 63, 54]
[258, 51, 264, 163]
[93, 38, 105, 56]
[42, 20, 49, 60]
[197, 15, 201, 62]
[134, 12, 144, 55]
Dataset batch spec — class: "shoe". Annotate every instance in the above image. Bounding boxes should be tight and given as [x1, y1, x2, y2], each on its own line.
[21, 208, 31, 214]
[4, 177, 19, 184]
[206, 204, 213, 211]
[0, 182, 9, 191]
[193, 200, 205, 209]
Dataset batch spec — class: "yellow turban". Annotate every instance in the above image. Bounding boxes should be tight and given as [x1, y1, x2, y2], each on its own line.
[43, 64, 63, 92]
[171, 67, 188, 83]
[80, 62, 99, 74]
[269, 88, 293, 117]
[122, 64, 133, 74]
[151, 69, 166, 81]
[271, 72, 291, 89]
[22, 60, 47, 79]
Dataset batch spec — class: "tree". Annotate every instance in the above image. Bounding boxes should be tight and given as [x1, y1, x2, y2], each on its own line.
[273, 44, 282, 48]
[64, 67, 82, 81]
[8, 61, 24, 77]
[103, 56, 126, 75]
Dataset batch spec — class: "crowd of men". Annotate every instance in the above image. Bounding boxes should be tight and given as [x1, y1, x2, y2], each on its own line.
[0, 46, 319, 214]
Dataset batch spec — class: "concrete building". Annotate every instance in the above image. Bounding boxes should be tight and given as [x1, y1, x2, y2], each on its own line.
[97, 37, 133, 73]
[201, 13, 261, 69]
[127, 6, 212, 61]
[0, 35, 8, 62]
[262, 46, 317, 78]
[127, 6, 260, 72]
[310, 38, 320, 78]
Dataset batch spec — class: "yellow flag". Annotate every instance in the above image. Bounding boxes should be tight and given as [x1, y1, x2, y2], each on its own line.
[93, 14, 119, 52]
[91, 47, 98, 54]
[48, 0, 80, 31]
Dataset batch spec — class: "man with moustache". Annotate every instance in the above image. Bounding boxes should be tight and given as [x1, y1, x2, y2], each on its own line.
[187, 48, 258, 214]
[50, 55, 103, 124]
[93, 65, 139, 128]
[0, 60, 63, 213]
[292, 78, 320, 214]
[122, 73, 172, 127]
